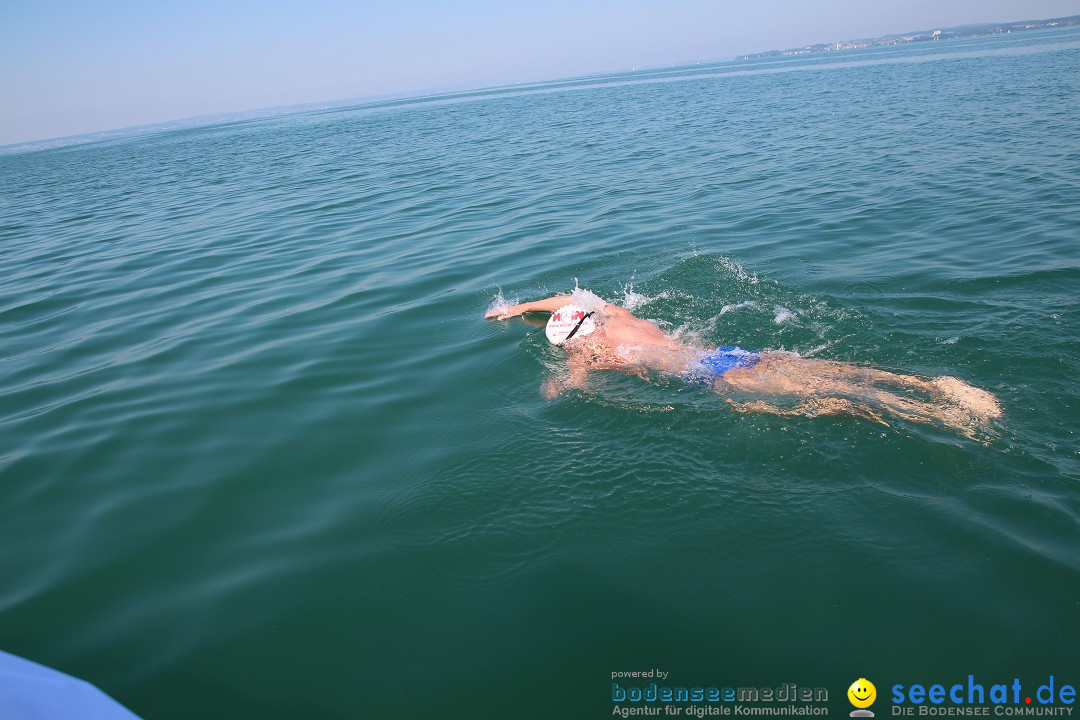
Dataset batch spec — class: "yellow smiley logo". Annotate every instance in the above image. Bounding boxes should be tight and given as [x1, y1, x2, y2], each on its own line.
[848, 678, 877, 709]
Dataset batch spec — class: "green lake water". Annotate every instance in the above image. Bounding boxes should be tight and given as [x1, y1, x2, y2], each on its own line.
[1, 25, 1078, 719]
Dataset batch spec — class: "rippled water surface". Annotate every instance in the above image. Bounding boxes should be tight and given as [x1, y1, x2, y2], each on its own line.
[2, 26, 1078, 719]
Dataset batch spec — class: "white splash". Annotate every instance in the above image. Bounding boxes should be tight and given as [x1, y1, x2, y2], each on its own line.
[773, 305, 795, 324]
[720, 300, 759, 315]
[718, 256, 759, 285]
[486, 288, 512, 318]
[569, 284, 608, 314]
[621, 279, 669, 312]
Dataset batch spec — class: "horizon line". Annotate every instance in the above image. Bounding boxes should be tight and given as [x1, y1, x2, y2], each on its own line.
[3, 12, 1076, 157]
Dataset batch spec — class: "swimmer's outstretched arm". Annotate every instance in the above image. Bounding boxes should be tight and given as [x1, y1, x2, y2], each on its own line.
[484, 295, 572, 320]
[485, 294, 633, 321]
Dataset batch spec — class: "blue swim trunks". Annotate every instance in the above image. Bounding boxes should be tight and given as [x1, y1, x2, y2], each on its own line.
[687, 346, 760, 384]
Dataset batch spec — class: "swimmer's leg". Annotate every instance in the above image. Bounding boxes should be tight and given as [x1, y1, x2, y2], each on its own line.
[726, 397, 889, 426]
[857, 372, 1001, 422]
[867, 388, 983, 433]
[726, 392, 981, 437]
[777, 356, 936, 393]
[751, 355, 1001, 421]
[723, 357, 999, 435]
[800, 373, 994, 432]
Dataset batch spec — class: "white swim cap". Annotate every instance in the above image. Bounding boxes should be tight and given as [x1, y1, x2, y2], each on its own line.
[545, 304, 596, 345]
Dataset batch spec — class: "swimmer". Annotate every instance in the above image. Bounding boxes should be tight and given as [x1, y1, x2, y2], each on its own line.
[485, 292, 1002, 434]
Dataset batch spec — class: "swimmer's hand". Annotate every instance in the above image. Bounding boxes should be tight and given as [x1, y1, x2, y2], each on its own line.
[541, 378, 563, 399]
[541, 362, 588, 399]
[485, 306, 520, 320]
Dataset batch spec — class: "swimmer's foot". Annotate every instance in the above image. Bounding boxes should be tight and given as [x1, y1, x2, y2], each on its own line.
[932, 376, 1002, 420]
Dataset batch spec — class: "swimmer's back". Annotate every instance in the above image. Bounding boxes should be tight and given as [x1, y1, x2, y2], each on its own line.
[597, 303, 681, 349]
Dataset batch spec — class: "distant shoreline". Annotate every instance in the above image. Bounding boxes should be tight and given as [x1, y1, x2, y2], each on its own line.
[736, 14, 1080, 60]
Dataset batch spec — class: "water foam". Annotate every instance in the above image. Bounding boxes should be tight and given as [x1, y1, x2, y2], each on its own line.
[720, 300, 759, 315]
[773, 305, 795, 324]
[569, 281, 608, 314]
[718, 256, 759, 285]
[621, 279, 669, 312]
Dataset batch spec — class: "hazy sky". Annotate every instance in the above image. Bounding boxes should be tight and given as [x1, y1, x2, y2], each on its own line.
[2, 0, 1078, 145]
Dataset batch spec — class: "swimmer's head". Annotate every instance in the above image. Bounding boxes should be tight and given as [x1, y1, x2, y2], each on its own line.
[545, 304, 597, 345]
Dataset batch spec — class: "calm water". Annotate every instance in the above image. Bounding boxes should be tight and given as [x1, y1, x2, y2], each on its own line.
[2, 26, 1079, 720]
